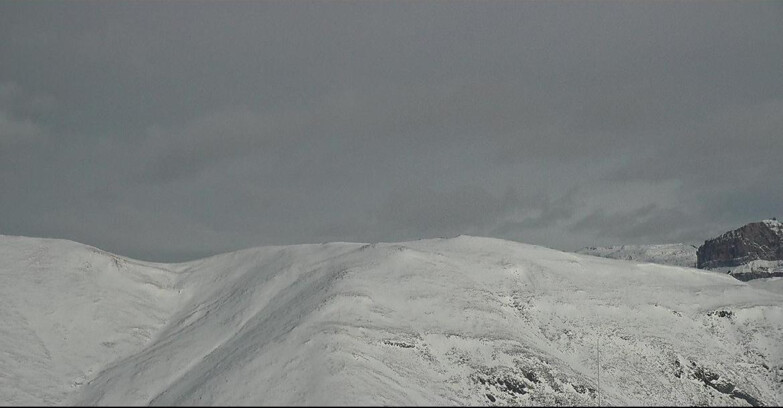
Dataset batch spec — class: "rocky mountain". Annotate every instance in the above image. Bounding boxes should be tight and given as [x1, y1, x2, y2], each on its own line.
[2, 234, 782, 406]
[576, 244, 698, 268]
[697, 219, 783, 281]
[576, 220, 783, 282]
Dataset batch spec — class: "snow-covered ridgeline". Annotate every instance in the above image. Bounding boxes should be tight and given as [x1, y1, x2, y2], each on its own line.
[1, 234, 782, 406]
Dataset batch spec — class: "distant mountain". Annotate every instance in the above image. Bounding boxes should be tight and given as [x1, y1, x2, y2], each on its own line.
[576, 243, 698, 268]
[697, 219, 783, 281]
[1, 234, 782, 406]
[577, 219, 783, 281]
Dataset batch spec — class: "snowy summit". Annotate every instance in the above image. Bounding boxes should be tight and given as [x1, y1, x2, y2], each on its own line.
[1, 234, 782, 406]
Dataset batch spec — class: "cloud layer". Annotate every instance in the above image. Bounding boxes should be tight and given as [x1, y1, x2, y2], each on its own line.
[1, 2, 781, 261]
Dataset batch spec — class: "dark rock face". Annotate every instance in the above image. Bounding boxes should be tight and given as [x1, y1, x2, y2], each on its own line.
[697, 220, 783, 269]
[731, 271, 783, 282]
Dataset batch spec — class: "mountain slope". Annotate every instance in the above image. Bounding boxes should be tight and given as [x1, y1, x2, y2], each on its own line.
[0, 235, 188, 405]
[2, 235, 782, 406]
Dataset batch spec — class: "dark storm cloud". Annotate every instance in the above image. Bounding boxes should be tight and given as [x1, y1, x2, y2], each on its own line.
[376, 184, 517, 238]
[570, 204, 695, 243]
[1, 1, 781, 261]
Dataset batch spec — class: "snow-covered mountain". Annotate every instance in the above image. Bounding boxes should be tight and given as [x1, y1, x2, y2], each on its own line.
[2, 234, 782, 406]
[575, 243, 698, 268]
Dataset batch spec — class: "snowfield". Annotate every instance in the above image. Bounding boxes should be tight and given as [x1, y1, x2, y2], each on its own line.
[1, 234, 782, 406]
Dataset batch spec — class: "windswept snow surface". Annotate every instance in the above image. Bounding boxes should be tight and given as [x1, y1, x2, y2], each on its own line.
[2, 235, 782, 406]
[576, 243, 698, 268]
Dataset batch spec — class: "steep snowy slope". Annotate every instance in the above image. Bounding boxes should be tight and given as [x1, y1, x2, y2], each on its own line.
[0, 235, 188, 405]
[2, 235, 782, 406]
[576, 243, 698, 267]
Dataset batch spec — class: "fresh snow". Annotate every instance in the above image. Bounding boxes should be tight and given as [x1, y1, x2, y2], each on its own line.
[1, 234, 782, 406]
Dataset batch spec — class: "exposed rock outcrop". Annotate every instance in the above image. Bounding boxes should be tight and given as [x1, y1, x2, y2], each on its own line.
[575, 220, 783, 281]
[697, 219, 783, 270]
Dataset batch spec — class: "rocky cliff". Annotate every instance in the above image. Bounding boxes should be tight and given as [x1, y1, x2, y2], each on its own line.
[697, 219, 783, 271]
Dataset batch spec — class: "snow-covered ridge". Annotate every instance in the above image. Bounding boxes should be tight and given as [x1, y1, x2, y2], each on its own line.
[1, 234, 782, 406]
[575, 243, 698, 268]
[0, 234, 189, 405]
[710, 219, 781, 244]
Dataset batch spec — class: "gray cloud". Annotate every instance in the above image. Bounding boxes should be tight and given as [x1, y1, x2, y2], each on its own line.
[375, 184, 516, 238]
[570, 204, 695, 243]
[0, 2, 781, 261]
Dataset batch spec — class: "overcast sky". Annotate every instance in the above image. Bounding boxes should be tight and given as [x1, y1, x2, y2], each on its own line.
[1, 1, 781, 261]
